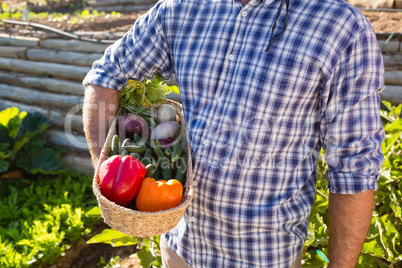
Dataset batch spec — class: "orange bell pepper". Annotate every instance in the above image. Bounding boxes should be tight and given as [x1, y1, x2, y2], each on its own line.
[136, 177, 183, 212]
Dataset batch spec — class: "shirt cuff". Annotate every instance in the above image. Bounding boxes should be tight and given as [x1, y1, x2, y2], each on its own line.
[327, 171, 379, 194]
[82, 69, 128, 91]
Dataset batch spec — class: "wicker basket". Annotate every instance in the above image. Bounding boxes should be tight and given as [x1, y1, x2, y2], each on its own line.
[93, 99, 193, 237]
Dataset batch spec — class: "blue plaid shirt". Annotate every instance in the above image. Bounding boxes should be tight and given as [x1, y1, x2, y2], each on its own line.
[83, 0, 385, 266]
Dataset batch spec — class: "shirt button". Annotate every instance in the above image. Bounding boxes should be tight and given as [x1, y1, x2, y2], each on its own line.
[228, 54, 235, 61]
[193, 180, 198, 186]
[203, 139, 209, 146]
[217, 96, 223, 103]
[242, 11, 247, 17]
[190, 216, 196, 223]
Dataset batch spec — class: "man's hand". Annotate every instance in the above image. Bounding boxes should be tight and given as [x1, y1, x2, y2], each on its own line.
[328, 190, 374, 267]
[83, 85, 119, 169]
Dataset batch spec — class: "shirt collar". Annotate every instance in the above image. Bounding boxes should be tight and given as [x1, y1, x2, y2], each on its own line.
[231, 0, 278, 8]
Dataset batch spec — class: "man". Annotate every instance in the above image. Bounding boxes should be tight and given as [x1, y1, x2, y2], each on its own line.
[82, 0, 385, 267]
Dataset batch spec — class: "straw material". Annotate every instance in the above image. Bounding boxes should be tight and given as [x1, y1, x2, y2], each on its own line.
[93, 99, 193, 237]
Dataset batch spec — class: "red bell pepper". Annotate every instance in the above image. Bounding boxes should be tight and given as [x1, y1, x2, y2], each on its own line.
[98, 155, 147, 207]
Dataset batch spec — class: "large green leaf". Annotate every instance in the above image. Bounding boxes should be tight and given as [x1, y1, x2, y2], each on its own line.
[85, 206, 101, 217]
[13, 112, 51, 156]
[0, 108, 27, 139]
[86, 229, 138, 247]
[137, 245, 156, 268]
[381, 132, 400, 154]
[0, 159, 9, 173]
[384, 119, 402, 133]
[0, 107, 19, 126]
[16, 147, 65, 175]
[363, 215, 402, 262]
[0, 125, 13, 161]
[15, 137, 66, 175]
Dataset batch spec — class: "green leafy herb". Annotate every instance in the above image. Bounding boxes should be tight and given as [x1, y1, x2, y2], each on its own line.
[120, 75, 179, 111]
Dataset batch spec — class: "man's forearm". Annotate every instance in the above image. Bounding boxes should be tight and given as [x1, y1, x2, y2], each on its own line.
[328, 190, 374, 267]
[83, 85, 119, 169]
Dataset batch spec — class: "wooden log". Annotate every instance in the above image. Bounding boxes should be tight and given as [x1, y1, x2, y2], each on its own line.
[61, 153, 94, 174]
[166, 92, 181, 103]
[0, 98, 84, 132]
[0, 57, 90, 81]
[383, 54, 402, 68]
[380, 85, 402, 105]
[0, 83, 82, 109]
[0, 46, 27, 59]
[47, 129, 89, 151]
[40, 39, 111, 53]
[87, 4, 152, 12]
[87, 0, 157, 7]
[385, 70, 402, 86]
[0, 71, 84, 96]
[26, 49, 103, 67]
[378, 40, 400, 53]
[0, 34, 39, 47]
[74, 31, 125, 40]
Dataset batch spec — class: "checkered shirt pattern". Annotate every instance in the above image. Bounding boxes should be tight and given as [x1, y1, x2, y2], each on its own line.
[83, 0, 385, 266]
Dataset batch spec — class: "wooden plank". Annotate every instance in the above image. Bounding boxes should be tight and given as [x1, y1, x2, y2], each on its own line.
[385, 70, 402, 86]
[87, 0, 157, 7]
[378, 40, 400, 53]
[47, 129, 89, 151]
[0, 46, 27, 59]
[61, 153, 94, 174]
[40, 39, 111, 53]
[26, 49, 103, 67]
[0, 71, 84, 96]
[0, 98, 84, 132]
[380, 85, 402, 105]
[0, 57, 90, 81]
[383, 54, 402, 67]
[0, 83, 82, 109]
[0, 34, 39, 47]
[74, 31, 125, 40]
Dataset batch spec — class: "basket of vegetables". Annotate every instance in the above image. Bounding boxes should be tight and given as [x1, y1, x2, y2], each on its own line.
[92, 76, 193, 237]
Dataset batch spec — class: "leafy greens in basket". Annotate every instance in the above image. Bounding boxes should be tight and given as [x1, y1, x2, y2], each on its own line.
[119, 75, 179, 111]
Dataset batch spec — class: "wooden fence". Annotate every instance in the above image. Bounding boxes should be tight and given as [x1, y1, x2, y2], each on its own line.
[0, 33, 401, 174]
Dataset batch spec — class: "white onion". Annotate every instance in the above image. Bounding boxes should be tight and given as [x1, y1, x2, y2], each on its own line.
[157, 104, 177, 123]
[151, 121, 180, 140]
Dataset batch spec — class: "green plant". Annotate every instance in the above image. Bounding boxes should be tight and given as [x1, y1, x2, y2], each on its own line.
[0, 107, 67, 177]
[86, 223, 162, 268]
[0, 172, 100, 267]
[303, 100, 402, 267]
[97, 256, 120, 268]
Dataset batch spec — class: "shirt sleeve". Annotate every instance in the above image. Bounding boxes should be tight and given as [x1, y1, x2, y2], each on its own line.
[82, 1, 174, 90]
[319, 26, 385, 194]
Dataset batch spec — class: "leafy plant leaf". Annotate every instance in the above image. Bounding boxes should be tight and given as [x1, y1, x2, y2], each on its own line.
[13, 112, 51, 156]
[87, 229, 138, 247]
[0, 159, 9, 173]
[85, 206, 101, 217]
[381, 132, 400, 154]
[137, 245, 156, 268]
[16, 137, 66, 174]
[0, 126, 13, 161]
